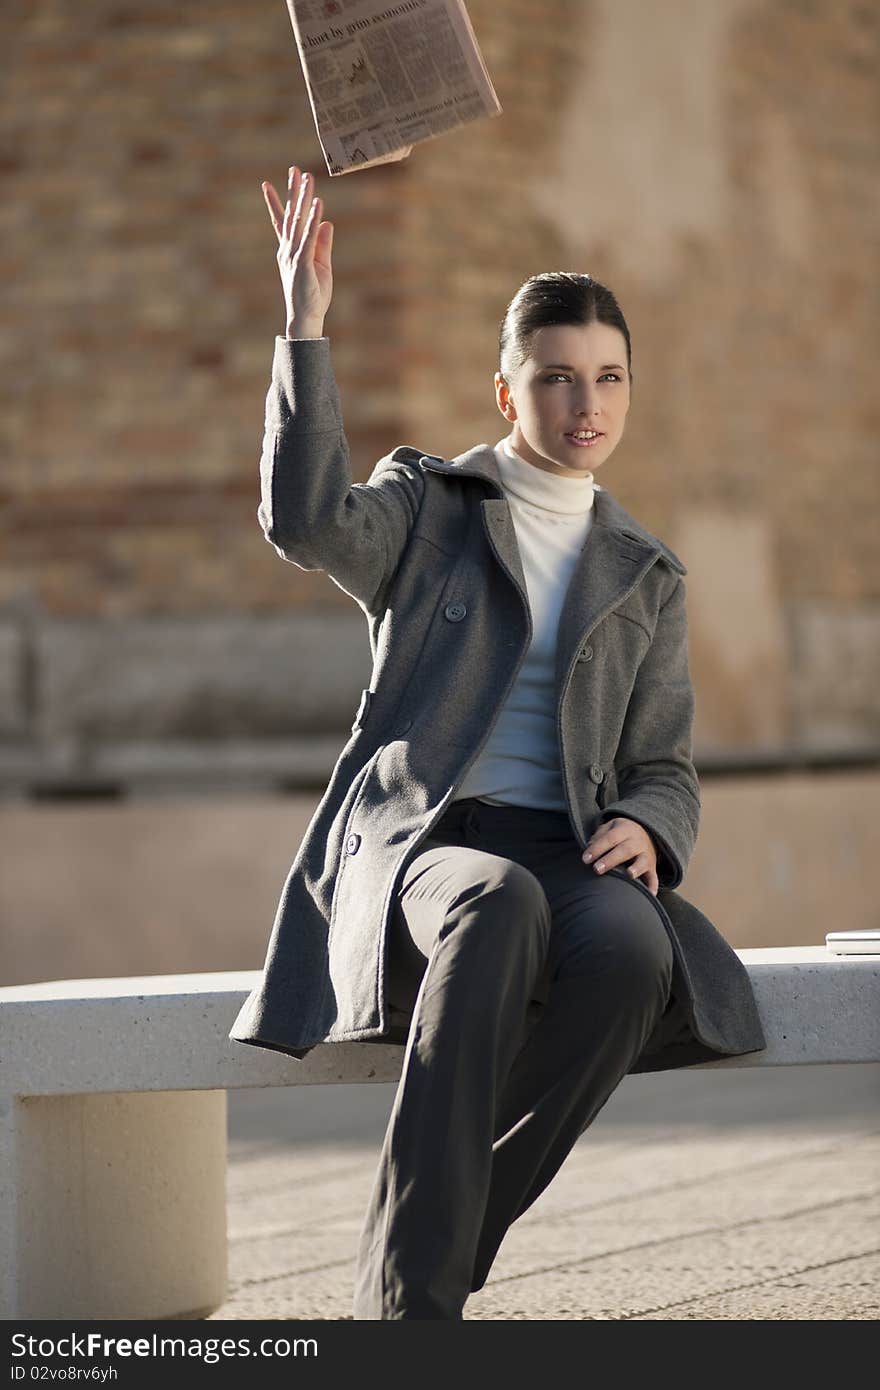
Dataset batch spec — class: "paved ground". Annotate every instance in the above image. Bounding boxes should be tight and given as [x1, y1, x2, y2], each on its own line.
[214, 1064, 880, 1320]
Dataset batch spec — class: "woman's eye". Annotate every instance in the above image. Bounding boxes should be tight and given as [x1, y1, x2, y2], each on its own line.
[544, 373, 621, 383]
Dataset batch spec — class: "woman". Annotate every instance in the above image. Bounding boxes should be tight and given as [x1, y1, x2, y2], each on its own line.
[229, 166, 766, 1319]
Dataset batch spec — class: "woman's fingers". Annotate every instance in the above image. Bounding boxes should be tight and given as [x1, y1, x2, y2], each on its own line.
[582, 817, 656, 876]
[299, 195, 323, 261]
[581, 825, 663, 892]
[625, 853, 648, 877]
[282, 167, 299, 243]
[313, 215, 334, 273]
[282, 170, 317, 258]
[291, 176, 315, 254]
[623, 854, 659, 895]
[264, 169, 326, 272]
[262, 170, 295, 241]
[263, 165, 303, 243]
[262, 181, 285, 240]
[634, 863, 660, 895]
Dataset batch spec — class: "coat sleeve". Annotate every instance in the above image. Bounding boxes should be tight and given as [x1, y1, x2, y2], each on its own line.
[597, 571, 701, 890]
[258, 336, 426, 614]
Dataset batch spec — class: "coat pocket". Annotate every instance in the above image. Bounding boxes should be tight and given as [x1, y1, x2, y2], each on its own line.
[327, 740, 387, 941]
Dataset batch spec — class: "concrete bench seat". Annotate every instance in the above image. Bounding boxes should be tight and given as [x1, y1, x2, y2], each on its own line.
[1, 946, 878, 1320]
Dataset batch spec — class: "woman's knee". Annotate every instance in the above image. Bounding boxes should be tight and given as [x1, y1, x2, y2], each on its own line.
[607, 891, 673, 999]
[559, 878, 673, 999]
[443, 857, 551, 955]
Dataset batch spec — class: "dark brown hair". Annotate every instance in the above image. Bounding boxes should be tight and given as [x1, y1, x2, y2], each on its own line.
[498, 271, 632, 387]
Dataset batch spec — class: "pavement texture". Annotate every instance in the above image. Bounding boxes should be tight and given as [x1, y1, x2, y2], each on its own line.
[213, 1063, 880, 1321]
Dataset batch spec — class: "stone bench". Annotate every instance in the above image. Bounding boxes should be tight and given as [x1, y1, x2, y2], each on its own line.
[1, 945, 877, 1320]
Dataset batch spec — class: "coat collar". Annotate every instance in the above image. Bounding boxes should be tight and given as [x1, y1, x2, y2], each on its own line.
[418, 444, 687, 575]
[418, 444, 687, 699]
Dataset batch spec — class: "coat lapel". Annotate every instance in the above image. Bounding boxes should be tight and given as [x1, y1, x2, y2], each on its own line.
[418, 443, 685, 695]
[480, 498, 531, 619]
[420, 443, 533, 618]
[553, 518, 660, 695]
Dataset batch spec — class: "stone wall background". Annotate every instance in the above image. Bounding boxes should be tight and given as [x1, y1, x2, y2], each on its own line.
[2, 0, 878, 790]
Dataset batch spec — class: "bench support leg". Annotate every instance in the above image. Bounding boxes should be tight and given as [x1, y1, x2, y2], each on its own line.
[0, 1089, 227, 1320]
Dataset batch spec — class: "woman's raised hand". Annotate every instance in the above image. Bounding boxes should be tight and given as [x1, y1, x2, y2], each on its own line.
[263, 166, 334, 337]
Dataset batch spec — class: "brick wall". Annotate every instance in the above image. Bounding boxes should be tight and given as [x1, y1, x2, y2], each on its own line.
[1, 0, 878, 784]
[1, 0, 408, 620]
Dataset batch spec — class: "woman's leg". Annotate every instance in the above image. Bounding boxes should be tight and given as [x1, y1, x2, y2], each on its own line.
[469, 861, 674, 1292]
[352, 823, 552, 1320]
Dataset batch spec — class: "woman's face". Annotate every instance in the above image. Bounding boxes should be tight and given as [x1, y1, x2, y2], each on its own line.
[494, 321, 631, 479]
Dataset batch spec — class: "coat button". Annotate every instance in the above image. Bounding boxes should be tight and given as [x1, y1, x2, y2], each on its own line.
[394, 718, 413, 735]
[346, 832, 361, 855]
[589, 764, 604, 784]
[578, 644, 594, 661]
[444, 601, 467, 622]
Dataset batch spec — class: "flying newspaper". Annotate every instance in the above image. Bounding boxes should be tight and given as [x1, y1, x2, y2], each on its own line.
[285, 0, 502, 175]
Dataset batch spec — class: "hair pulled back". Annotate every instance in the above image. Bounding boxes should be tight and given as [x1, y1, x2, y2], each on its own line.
[498, 271, 632, 387]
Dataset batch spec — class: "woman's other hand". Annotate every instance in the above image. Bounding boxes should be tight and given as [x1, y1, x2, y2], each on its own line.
[582, 817, 659, 895]
[262, 165, 334, 337]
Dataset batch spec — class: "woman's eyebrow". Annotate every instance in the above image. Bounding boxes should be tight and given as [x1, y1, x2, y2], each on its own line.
[538, 362, 626, 372]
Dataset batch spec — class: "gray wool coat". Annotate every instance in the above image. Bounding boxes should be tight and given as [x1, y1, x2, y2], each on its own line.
[229, 336, 767, 1073]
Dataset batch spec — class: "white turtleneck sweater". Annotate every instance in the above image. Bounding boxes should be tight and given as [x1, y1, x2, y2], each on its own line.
[453, 433, 596, 811]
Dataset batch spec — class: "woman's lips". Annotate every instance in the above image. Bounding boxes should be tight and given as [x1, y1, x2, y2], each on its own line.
[565, 432, 604, 448]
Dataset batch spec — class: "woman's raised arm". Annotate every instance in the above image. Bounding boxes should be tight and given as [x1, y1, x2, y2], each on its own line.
[255, 167, 425, 614]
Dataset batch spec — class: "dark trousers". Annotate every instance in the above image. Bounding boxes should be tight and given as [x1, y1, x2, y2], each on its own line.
[352, 796, 675, 1320]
